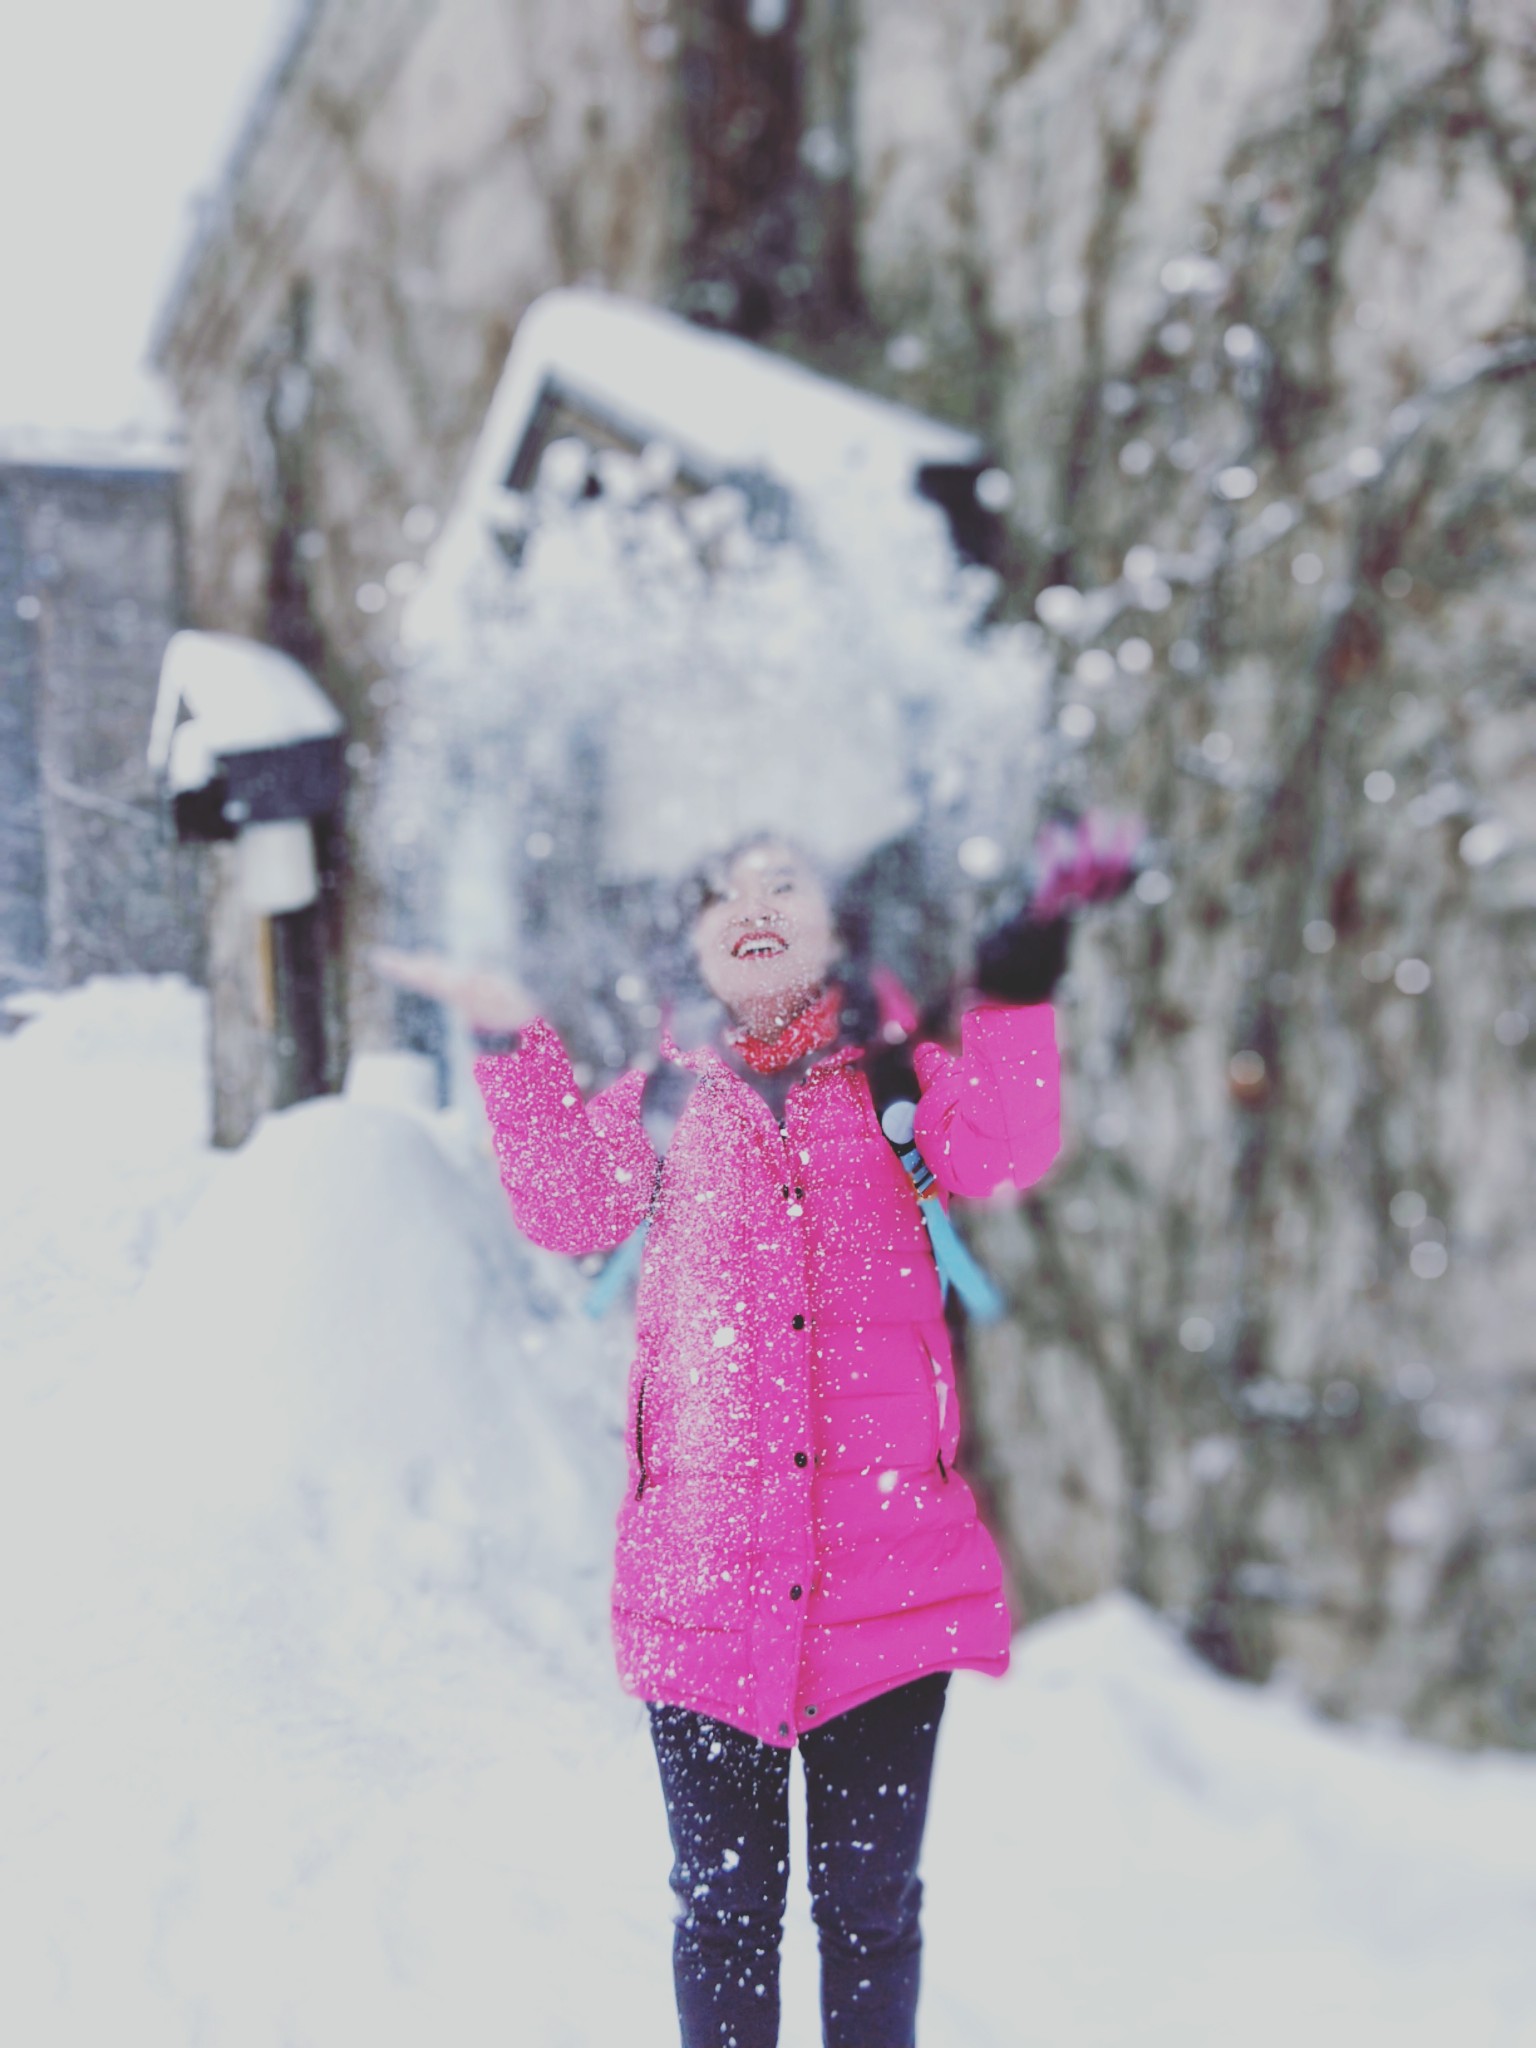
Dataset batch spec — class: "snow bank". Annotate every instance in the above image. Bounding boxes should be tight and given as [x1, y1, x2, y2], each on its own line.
[928, 1597, 1536, 2046]
[0, 975, 213, 1383]
[3, 982, 1535, 2047]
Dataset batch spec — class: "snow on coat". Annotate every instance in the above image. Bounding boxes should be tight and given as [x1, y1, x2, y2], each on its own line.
[474, 1000, 1061, 1747]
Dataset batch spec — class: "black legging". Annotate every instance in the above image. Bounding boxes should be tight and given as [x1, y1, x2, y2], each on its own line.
[648, 1672, 949, 2048]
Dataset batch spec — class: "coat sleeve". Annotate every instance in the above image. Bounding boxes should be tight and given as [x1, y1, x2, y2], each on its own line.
[473, 1018, 657, 1255]
[910, 1000, 1061, 1200]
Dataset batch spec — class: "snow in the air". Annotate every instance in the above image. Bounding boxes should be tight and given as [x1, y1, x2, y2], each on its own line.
[3, 977, 1535, 2047]
[392, 288, 1048, 909]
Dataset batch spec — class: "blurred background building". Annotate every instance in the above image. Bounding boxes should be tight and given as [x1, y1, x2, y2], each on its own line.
[134, 0, 1535, 1745]
[0, 441, 203, 1013]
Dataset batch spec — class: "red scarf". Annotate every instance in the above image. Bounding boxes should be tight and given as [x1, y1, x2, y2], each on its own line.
[727, 985, 844, 1075]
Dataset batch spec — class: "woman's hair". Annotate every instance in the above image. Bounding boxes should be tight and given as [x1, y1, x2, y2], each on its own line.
[652, 827, 975, 1122]
[673, 827, 963, 1009]
[670, 830, 950, 1057]
[661, 834, 840, 1018]
[676, 831, 829, 928]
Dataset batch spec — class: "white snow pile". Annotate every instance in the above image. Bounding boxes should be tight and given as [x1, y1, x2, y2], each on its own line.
[3, 978, 1535, 2048]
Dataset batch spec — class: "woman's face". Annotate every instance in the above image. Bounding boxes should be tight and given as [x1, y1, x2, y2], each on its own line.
[691, 840, 837, 1032]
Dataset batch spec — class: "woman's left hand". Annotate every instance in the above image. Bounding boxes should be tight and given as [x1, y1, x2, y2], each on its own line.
[370, 947, 537, 1033]
[1027, 810, 1144, 920]
[971, 811, 1146, 1004]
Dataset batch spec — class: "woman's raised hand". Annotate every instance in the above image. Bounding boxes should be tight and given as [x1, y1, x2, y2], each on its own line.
[1027, 810, 1144, 920]
[370, 947, 538, 1033]
[972, 811, 1146, 1005]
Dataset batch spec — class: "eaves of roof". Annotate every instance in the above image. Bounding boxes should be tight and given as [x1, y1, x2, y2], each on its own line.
[150, 0, 437, 373]
[148, 0, 326, 367]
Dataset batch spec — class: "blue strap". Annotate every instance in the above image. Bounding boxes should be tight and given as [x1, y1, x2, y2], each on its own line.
[883, 1105, 1006, 1324]
[582, 1217, 651, 1319]
[918, 1199, 1006, 1323]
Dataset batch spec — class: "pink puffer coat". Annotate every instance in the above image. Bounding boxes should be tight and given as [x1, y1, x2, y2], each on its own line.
[474, 999, 1060, 1747]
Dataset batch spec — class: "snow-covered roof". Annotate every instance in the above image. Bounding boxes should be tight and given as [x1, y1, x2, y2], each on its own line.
[458, 288, 985, 514]
[149, 631, 343, 787]
[0, 425, 183, 474]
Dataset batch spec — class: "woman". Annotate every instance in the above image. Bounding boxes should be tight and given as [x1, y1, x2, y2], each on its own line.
[376, 819, 1132, 2048]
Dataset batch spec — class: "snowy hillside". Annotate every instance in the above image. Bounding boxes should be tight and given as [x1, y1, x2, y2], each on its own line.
[2, 979, 1534, 2047]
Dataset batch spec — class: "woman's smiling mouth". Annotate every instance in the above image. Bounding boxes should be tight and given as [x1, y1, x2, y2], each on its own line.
[731, 930, 789, 960]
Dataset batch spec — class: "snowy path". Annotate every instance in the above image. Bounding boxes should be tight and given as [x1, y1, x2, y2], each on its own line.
[3, 979, 1534, 2047]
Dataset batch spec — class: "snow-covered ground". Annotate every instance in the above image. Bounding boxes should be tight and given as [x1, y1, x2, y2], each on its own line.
[3, 978, 1534, 2047]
